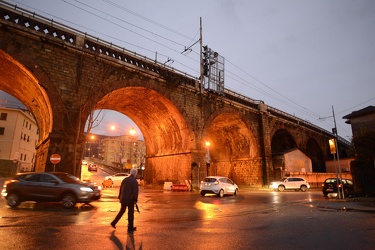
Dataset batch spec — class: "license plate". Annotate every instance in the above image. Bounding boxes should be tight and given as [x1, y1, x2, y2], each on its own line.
[326, 188, 333, 191]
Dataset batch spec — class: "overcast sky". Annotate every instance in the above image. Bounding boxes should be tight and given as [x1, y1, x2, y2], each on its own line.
[3, 0, 375, 140]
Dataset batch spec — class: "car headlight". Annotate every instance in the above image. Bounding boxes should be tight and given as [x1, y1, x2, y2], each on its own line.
[80, 187, 93, 192]
[271, 183, 278, 188]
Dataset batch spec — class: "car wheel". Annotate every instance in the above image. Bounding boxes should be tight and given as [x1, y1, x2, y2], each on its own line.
[277, 185, 285, 192]
[300, 185, 308, 192]
[7, 192, 21, 207]
[234, 189, 238, 196]
[61, 193, 77, 209]
[200, 191, 206, 196]
[218, 189, 224, 198]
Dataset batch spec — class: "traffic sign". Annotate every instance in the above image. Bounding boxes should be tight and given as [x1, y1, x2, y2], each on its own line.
[50, 154, 61, 164]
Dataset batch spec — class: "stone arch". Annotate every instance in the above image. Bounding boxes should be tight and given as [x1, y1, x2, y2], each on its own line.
[0, 50, 53, 144]
[95, 86, 191, 184]
[306, 138, 325, 172]
[271, 129, 297, 154]
[202, 108, 262, 185]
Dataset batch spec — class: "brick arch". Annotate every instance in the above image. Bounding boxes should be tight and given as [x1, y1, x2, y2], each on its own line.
[306, 138, 325, 172]
[95, 86, 191, 184]
[271, 129, 297, 154]
[0, 50, 53, 144]
[202, 108, 262, 185]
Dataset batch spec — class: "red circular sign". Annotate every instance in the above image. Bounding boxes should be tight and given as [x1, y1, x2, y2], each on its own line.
[50, 154, 61, 164]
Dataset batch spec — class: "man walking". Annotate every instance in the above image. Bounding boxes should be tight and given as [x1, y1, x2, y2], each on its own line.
[111, 168, 139, 232]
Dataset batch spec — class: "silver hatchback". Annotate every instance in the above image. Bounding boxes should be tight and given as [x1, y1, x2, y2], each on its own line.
[200, 176, 239, 197]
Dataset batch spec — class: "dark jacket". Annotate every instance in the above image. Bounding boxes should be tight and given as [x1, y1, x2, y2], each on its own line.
[118, 175, 138, 204]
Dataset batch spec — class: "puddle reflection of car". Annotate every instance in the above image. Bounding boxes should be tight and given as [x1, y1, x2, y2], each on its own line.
[200, 176, 239, 198]
[104, 173, 130, 186]
[1, 172, 101, 208]
[88, 164, 97, 171]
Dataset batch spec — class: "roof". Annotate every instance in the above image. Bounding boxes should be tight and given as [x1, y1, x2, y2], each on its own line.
[343, 106, 375, 120]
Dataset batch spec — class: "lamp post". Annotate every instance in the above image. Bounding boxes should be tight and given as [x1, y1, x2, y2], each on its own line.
[321, 106, 344, 199]
[205, 141, 211, 176]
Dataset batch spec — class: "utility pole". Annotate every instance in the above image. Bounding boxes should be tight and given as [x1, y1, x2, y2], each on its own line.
[200, 17, 203, 94]
[332, 106, 344, 199]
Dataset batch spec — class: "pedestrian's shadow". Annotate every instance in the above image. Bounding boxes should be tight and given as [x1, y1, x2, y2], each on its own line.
[109, 231, 143, 250]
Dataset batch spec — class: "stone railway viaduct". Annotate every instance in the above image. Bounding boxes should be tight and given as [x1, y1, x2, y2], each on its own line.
[0, 3, 348, 186]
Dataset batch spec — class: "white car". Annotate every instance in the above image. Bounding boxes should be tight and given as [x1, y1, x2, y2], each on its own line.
[82, 160, 88, 165]
[200, 176, 238, 198]
[104, 173, 130, 186]
[270, 177, 310, 192]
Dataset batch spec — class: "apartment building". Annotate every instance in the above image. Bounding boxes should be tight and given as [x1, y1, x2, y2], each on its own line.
[96, 134, 145, 171]
[0, 107, 39, 172]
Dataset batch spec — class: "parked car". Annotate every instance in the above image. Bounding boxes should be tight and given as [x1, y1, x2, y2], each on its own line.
[1, 172, 101, 208]
[82, 160, 88, 165]
[270, 177, 310, 192]
[88, 164, 97, 171]
[104, 173, 130, 186]
[200, 176, 238, 198]
[322, 178, 354, 196]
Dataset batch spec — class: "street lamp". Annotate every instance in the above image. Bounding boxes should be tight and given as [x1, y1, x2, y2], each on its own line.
[86, 135, 95, 158]
[129, 127, 136, 135]
[320, 106, 344, 199]
[205, 141, 211, 176]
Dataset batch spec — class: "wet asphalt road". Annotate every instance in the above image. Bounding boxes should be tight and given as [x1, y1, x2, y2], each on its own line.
[1, 184, 375, 250]
[1, 166, 375, 250]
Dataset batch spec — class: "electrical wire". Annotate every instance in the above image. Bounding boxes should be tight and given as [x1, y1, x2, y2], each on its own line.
[8, 0, 366, 140]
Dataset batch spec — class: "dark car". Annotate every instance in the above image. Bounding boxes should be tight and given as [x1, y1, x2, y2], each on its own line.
[1, 172, 101, 208]
[322, 178, 354, 196]
[88, 164, 97, 171]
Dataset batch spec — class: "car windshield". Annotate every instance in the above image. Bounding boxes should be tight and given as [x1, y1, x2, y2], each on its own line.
[52, 173, 81, 184]
[279, 178, 287, 182]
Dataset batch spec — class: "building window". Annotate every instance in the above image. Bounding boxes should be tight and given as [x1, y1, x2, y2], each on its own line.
[0, 127, 4, 135]
[0, 113, 7, 120]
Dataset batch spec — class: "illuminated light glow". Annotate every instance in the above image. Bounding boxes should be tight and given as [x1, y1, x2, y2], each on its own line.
[129, 127, 136, 135]
[328, 139, 336, 154]
[205, 141, 211, 147]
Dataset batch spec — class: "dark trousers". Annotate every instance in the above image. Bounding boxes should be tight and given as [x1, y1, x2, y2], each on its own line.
[112, 202, 135, 228]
